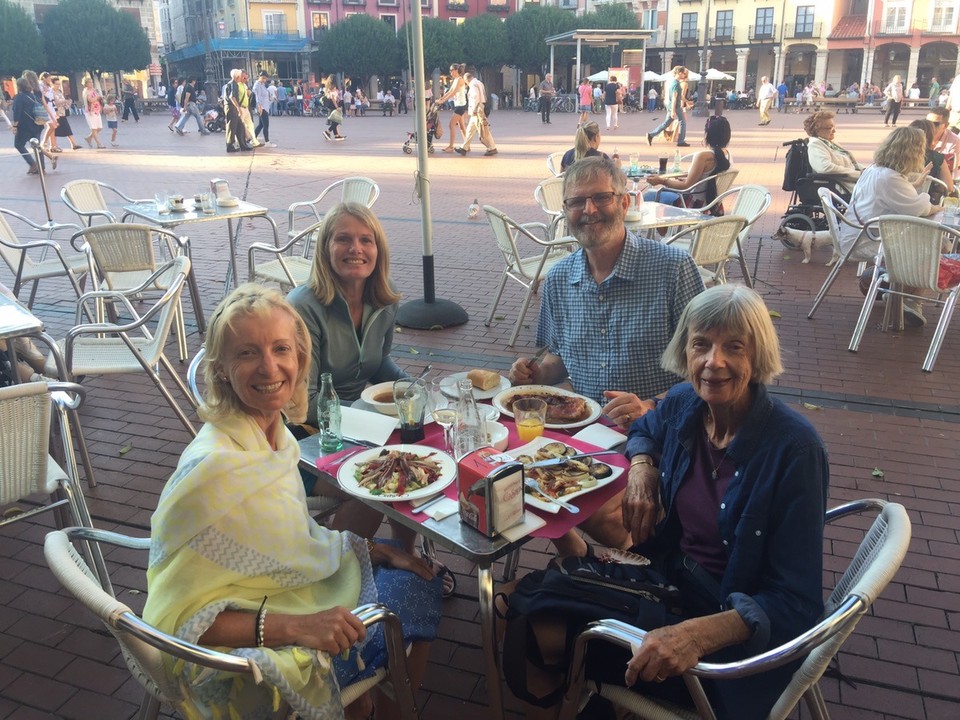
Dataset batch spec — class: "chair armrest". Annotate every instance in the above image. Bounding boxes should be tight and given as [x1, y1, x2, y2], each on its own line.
[286, 199, 325, 235]
[47, 381, 87, 410]
[64, 526, 151, 551]
[100, 182, 141, 205]
[74, 289, 141, 325]
[663, 224, 700, 246]
[0, 208, 82, 236]
[699, 187, 740, 215]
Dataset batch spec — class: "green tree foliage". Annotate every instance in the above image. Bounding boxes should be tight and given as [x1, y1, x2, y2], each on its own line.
[318, 15, 399, 81]
[460, 13, 510, 76]
[580, 5, 640, 68]
[43, 0, 149, 75]
[0, 0, 45, 76]
[504, 6, 576, 73]
[399, 18, 460, 78]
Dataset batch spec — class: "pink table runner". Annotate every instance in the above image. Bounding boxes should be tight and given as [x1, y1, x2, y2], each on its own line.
[315, 422, 629, 541]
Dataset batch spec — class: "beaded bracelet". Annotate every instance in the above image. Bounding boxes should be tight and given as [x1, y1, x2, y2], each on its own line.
[255, 595, 268, 648]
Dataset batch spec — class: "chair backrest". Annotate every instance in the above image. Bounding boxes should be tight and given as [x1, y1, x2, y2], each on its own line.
[818, 187, 857, 256]
[770, 501, 911, 718]
[133, 256, 191, 364]
[186, 346, 206, 406]
[876, 215, 945, 290]
[729, 185, 772, 231]
[687, 216, 747, 267]
[75, 224, 158, 280]
[547, 151, 566, 177]
[61, 180, 112, 225]
[483, 205, 530, 274]
[534, 176, 565, 216]
[0, 212, 29, 274]
[712, 168, 740, 198]
[0, 382, 54, 504]
[338, 176, 381, 207]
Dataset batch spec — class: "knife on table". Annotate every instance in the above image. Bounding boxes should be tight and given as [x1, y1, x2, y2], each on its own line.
[524, 478, 580, 513]
[523, 450, 621, 469]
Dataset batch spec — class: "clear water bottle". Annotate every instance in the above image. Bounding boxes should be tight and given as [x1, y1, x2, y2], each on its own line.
[453, 378, 484, 459]
[671, 148, 682, 173]
[317, 372, 343, 452]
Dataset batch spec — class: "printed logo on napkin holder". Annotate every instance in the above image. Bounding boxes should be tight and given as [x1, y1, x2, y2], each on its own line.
[458, 448, 525, 538]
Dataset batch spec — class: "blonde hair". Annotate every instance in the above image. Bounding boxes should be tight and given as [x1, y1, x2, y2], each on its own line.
[201, 284, 311, 422]
[873, 126, 926, 175]
[661, 285, 783, 385]
[306, 203, 401, 308]
[574, 122, 601, 162]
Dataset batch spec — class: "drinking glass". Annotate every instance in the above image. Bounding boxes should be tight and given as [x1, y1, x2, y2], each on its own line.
[393, 378, 427, 443]
[154, 191, 170, 215]
[428, 379, 456, 452]
[513, 397, 547, 442]
[200, 191, 216, 214]
[629, 153, 639, 175]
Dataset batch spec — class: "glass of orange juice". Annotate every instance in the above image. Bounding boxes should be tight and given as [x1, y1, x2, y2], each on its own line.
[513, 398, 547, 442]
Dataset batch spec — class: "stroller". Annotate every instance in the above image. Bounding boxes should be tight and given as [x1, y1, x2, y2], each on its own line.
[402, 102, 440, 154]
[204, 104, 226, 133]
[777, 137, 852, 249]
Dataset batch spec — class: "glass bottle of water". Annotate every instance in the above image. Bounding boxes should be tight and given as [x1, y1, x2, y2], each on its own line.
[317, 372, 343, 452]
[453, 378, 484, 459]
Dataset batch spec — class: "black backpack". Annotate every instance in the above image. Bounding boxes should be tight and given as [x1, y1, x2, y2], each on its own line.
[782, 138, 811, 192]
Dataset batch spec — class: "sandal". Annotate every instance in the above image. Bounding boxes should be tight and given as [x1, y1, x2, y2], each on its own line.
[51, 147, 63, 153]
[442, 147, 455, 152]
[436, 563, 457, 598]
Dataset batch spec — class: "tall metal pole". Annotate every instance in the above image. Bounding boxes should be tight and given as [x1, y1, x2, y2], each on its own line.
[692, 0, 712, 116]
[395, 0, 468, 329]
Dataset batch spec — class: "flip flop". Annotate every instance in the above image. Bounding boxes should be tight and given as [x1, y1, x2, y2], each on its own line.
[436, 564, 457, 598]
[442, 147, 454, 153]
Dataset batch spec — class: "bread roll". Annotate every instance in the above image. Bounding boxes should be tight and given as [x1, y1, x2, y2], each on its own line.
[467, 369, 500, 391]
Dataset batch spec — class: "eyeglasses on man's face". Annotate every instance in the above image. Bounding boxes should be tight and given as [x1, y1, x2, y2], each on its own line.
[562, 192, 622, 211]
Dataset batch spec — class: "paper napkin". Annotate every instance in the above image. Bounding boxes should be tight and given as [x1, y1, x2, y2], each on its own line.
[571, 423, 628, 450]
[341, 406, 398, 447]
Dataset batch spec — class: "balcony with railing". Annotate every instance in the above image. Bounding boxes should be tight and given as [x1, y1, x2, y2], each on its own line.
[711, 28, 736, 44]
[674, 29, 700, 46]
[875, 21, 909, 36]
[749, 24, 777, 42]
[915, 18, 959, 35]
[784, 22, 822, 39]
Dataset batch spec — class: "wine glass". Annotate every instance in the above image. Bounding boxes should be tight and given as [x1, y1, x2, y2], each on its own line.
[428, 378, 456, 453]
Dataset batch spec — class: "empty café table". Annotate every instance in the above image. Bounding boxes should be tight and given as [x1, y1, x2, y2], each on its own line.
[625, 201, 709, 238]
[122, 199, 280, 299]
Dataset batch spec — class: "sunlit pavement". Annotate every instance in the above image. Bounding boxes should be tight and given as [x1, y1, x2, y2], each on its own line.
[0, 102, 958, 719]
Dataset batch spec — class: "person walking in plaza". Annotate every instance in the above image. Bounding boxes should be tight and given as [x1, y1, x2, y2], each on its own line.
[253, 71, 273, 147]
[50, 77, 80, 150]
[175, 78, 210, 136]
[166, 79, 180, 131]
[647, 66, 689, 147]
[436, 63, 467, 152]
[11, 76, 56, 175]
[777, 79, 788, 111]
[224, 69, 252, 152]
[757, 76, 776, 125]
[455, 71, 497, 157]
[929, 77, 940, 108]
[81, 76, 105, 148]
[647, 85, 658, 113]
[577, 78, 593, 125]
[103, 93, 120, 147]
[603, 74, 620, 131]
[539, 73, 556, 124]
[121, 79, 140, 122]
[884, 75, 904, 126]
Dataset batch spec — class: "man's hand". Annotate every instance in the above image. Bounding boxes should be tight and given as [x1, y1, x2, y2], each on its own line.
[622, 461, 660, 545]
[508, 357, 539, 386]
[602, 391, 655, 430]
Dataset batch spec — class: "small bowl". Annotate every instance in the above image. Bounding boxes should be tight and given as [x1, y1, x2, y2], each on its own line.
[360, 381, 399, 416]
[480, 404, 500, 423]
[487, 421, 509, 451]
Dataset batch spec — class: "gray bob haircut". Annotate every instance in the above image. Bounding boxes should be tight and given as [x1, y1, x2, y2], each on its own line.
[661, 285, 783, 385]
[562, 156, 627, 196]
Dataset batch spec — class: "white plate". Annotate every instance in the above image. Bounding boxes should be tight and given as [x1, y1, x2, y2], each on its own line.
[492, 385, 602, 430]
[360, 381, 399, 416]
[509, 436, 623, 514]
[337, 444, 457, 502]
[217, 196, 239, 207]
[440, 372, 511, 400]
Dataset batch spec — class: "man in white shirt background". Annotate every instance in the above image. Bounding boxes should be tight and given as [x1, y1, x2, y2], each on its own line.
[757, 76, 777, 126]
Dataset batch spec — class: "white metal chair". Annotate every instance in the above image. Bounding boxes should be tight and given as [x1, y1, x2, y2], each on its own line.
[1, 382, 107, 585]
[849, 215, 960, 372]
[60, 179, 146, 226]
[483, 205, 576, 346]
[557, 498, 912, 720]
[533, 176, 576, 245]
[0, 208, 87, 308]
[286, 176, 380, 242]
[808, 187, 877, 319]
[44, 526, 419, 720]
[665, 216, 748, 286]
[547, 151, 566, 177]
[247, 220, 324, 290]
[699, 185, 772, 288]
[45, 256, 199, 436]
[71, 223, 204, 361]
[653, 169, 740, 210]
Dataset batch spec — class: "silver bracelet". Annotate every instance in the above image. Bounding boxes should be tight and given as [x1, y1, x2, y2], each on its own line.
[255, 596, 268, 647]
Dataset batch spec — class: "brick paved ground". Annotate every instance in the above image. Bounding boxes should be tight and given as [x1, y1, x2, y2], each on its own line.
[1, 101, 958, 719]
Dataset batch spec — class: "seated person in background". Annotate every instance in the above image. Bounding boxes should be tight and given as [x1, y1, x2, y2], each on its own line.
[144, 284, 441, 720]
[644, 115, 732, 215]
[510, 157, 704, 557]
[927, 106, 960, 173]
[909, 118, 954, 204]
[382, 90, 395, 115]
[559, 121, 620, 172]
[507, 284, 828, 720]
[804, 110, 862, 195]
[841, 126, 939, 325]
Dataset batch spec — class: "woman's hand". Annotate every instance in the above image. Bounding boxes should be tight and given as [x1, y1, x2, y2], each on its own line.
[624, 622, 705, 685]
[294, 606, 368, 656]
[622, 462, 660, 545]
[369, 543, 436, 581]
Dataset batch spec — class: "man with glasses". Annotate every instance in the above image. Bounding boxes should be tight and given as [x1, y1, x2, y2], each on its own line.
[927, 106, 959, 174]
[509, 156, 704, 556]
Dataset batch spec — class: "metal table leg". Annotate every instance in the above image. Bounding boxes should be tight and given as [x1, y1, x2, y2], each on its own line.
[478, 563, 505, 720]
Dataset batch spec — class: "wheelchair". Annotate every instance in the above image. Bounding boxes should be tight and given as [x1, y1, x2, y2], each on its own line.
[777, 137, 852, 250]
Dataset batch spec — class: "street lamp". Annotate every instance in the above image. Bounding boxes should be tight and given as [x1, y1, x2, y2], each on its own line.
[692, 0, 712, 117]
